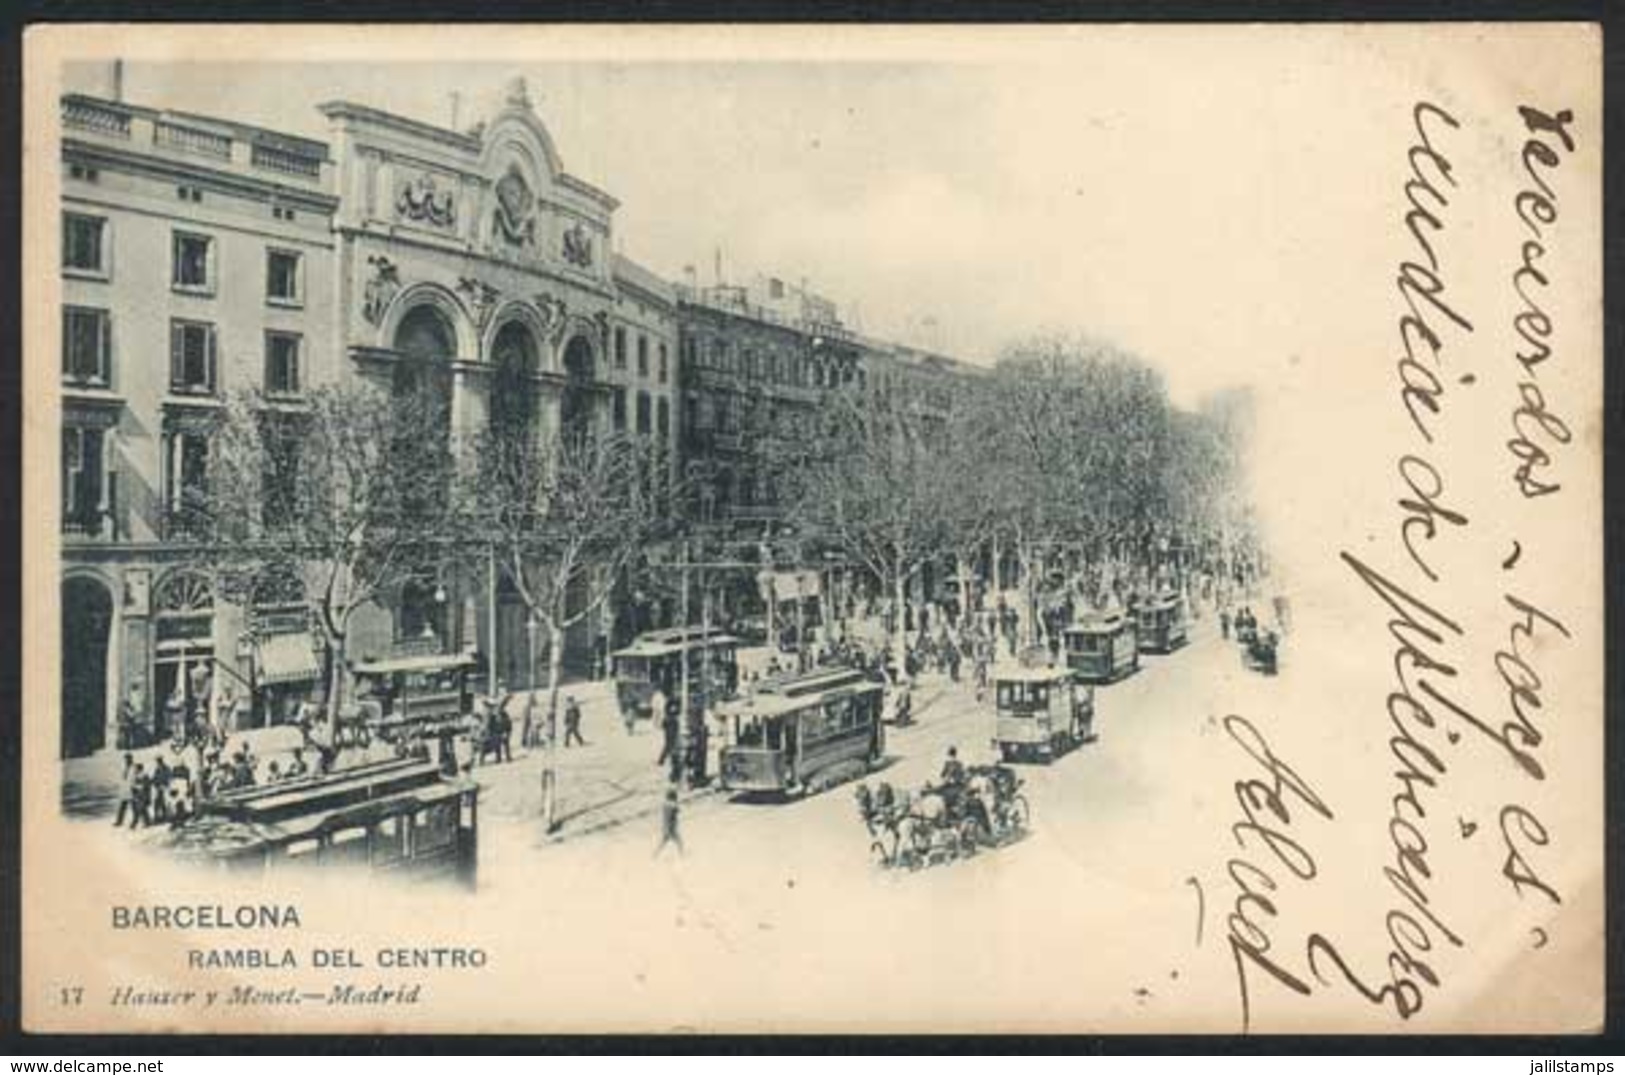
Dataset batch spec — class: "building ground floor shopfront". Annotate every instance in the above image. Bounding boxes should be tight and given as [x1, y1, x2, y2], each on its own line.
[58, 549, 664, 760]
[59, 551, 305, 760]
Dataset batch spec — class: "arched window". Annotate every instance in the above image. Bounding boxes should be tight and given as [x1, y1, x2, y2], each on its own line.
[561, 334, 596, 439]
[153, 569, 215, 741]
[490, 320, 538, 442]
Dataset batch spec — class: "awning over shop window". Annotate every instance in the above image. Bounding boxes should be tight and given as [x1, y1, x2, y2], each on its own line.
[256, 632, 320, 686]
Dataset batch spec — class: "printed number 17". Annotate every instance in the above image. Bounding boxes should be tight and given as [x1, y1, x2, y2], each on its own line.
[59, 985, 84, 1006]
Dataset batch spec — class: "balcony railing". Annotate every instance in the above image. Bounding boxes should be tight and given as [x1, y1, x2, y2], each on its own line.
[251, 142, 322, 179]
[154, 120, 232, 160]
[62, 97, 131, 139]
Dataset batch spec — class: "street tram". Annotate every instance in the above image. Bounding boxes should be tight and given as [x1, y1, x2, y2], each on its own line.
[991, 666, 1095, 762]
[611, 626, 740, 722]
[1063, 611, 1140, 683]
[716, 666, 885, 797]
[1135, 592, 1189, 654]
[348, 651, 477, 745]
[170, 757, 480, 887]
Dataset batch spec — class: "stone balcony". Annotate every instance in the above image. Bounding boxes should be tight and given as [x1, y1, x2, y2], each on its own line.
[62, 93, 333, 192]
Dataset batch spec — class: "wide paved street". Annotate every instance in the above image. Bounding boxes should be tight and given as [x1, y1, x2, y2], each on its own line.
[465, 614, 1294, 1032]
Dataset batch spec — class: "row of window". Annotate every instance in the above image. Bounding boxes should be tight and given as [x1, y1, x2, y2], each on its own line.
[63, 212, 304, 304]
[611, 325, 669, 384]
[683, 333, 859, 391]
[610, 388, 671, 439]
[63, 306, 302, 397]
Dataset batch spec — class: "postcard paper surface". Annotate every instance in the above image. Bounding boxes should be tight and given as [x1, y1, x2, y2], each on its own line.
[22, 23, 1603, 1034]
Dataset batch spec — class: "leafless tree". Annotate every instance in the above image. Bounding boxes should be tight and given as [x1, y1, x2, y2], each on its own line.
[196, 383, 460, 722]
[463, 424, 661, 830]
[772, 387, 953, 679]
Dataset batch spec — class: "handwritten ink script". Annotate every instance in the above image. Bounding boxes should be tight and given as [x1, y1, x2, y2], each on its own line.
[1216, 99, 1582, 1033]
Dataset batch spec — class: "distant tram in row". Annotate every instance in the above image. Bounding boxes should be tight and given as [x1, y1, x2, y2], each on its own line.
[611, 627, 740, 722]
[1064, 611, 1140, 683]
[716, 666, 885, 798]
[1135, 592, 1189, 654]
[170, 757, 479, 888]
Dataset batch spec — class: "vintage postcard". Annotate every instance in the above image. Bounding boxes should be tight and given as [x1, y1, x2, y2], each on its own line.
[20, 23, 1603, 1034]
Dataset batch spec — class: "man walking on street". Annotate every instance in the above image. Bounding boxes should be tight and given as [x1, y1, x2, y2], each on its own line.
[655, 786, 684, 857]
[129, 763, 151, 830]
[113, 754, 137, 827]
[497, 696, 515, 764]
[564, 695, 586, 748]
[656, 693, 678, 769]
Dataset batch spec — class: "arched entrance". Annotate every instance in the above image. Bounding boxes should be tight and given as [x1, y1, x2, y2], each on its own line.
[61, 576, 113, 759]
[490, 321, 538, 442]
[560, 335, 596, 440]
[152, 570, 215, 742]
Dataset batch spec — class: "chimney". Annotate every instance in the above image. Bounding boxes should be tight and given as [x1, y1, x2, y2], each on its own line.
[713, 246, 723, 287]
[449, 91, 461, 131]
[110, 59, 124, 103]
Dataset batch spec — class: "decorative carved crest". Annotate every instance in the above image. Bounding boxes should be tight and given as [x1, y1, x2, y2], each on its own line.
[493, 165, 536, 249]
[457, 277, 502, 330]
[395, 172, 456, 229]
[562, 221, 594, 268]
[535, 292, 569, 345]
[362, 254, 401, 326]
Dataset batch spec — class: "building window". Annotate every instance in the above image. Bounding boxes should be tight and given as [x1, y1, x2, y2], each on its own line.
[612, 388, 627, 431]
[712, 340, 727, 370]
[658, 343, 669, 384]
[614, 327, 627, 369]
[69, 163, 99, 182]
[62, 213, 107, 277]
[170, 320, 218, 395]
[657, 398, 670, 440]
[62, 307, 111, 386]
[637, 335, 649, 377]
[164, 428, 210, 537]
[172, 232, 214, 292]
[266, 249, 302, 304]
[261, 420, 302, 528]
[61, 426, 106, 535]
[265, 332, 302, 397]
[636, 391, 652, 435]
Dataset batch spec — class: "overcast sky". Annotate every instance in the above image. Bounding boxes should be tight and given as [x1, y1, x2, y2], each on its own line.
[55, 26, 1554, 409]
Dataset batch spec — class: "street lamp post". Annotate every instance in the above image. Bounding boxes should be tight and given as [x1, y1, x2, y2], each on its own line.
[525, 610, 538, 749]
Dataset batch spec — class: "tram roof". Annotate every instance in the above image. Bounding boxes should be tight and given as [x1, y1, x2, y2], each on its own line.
[993, 665, 1076, 685]
[715, 673, 883, 720]
[612, 627, 740, 658]
[1066, 612, 1131, 633]
[353, 651, 477, 676]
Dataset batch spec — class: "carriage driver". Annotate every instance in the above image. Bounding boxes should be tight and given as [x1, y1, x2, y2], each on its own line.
[940, 746, 966, 787]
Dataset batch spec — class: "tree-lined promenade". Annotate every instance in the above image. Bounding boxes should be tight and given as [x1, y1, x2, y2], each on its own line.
[171, 335, 1257, 793]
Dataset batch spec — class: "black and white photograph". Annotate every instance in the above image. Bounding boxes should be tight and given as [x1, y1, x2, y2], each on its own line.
[21, 23, 1604, 1035]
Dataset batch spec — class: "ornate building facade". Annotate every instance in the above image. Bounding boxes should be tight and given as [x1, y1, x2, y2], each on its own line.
[55, 74, 965, 760]
[320, 77, 677, 687]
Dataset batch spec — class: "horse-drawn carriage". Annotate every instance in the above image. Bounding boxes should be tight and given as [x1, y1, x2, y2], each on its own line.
[1231, 606, 1279, 676]
[854, 764, 1029, 869]
[1242, 630, 1279, 675]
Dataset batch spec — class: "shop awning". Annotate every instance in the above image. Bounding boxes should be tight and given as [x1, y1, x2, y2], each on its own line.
[256, 632, 321, 686]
